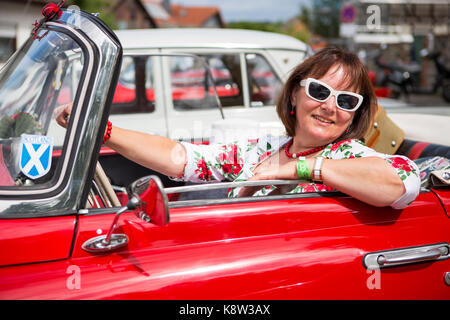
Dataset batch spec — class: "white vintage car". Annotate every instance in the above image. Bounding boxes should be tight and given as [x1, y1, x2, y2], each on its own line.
[48, 28, 449, 148]
[48, 28, 310, 146]
[108, 28, 311, 143]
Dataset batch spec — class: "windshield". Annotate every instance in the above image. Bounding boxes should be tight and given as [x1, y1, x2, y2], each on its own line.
[0, 29, 84, 187]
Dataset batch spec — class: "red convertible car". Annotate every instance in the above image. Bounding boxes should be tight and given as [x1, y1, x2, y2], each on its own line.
[0, 8, 449, 300]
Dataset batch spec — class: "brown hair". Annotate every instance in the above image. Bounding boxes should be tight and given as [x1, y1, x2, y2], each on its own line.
[276, 46, 377, 141]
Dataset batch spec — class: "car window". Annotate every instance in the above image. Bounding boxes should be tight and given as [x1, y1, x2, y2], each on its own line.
[112, 56, 136, 105]
[0, 29, 84, 188]
[203, 54, 243, 107]
[246, 53, 283, 107]
[170, 54, 243, 110]
[110, 56, 155, 114]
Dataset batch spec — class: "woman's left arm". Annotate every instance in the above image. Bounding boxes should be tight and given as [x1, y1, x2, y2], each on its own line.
[318, 140, 421, 208]
[320, 156, 407, 207]
[247, 140, 420, 208]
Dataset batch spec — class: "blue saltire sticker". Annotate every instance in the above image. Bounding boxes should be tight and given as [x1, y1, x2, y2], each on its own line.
[19, 134, 54, 179]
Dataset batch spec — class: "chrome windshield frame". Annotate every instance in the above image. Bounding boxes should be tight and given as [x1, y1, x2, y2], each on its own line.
[0, 23, 95, 197]
[0, 9, 122, 219]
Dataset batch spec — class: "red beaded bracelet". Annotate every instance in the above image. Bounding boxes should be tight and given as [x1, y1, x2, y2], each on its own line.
[103, 120, 112, 144]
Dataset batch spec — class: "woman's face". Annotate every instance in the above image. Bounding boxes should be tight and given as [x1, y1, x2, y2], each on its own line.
[290, 65, 357, 147]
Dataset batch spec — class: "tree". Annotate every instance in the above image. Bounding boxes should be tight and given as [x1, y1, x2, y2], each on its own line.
[300, 0, 343, 39]
[298, 5, 311, 29]
[67, 0, 117, 29]
[227, 21, 283, 34]
[227, 21, 309, 43]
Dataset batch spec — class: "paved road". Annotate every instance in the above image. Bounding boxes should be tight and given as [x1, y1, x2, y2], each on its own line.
[379, 93, 450, 116]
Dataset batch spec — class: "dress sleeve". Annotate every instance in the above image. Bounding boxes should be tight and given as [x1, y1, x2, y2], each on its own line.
[170, 141, 247, 183]
[325, 139, 421, 209]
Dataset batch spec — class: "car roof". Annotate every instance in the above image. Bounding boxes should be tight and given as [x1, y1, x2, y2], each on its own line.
[114, 28, 308, 51]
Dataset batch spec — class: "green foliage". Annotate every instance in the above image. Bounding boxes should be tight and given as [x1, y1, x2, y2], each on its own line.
[227, 21, 283, 33]
[0, 116, 14, 139]
[284, 25, 310, 43]
[303, 0, 343, 38]
[0, 112, 43, 139]
[298, 5, 311, 28]
[67, 0, 117, 29]
[227, 21, 309, 43]
[227, 1, 343, 42]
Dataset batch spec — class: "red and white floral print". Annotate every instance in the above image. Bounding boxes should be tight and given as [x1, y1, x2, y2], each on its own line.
[172, 136, 420, 209]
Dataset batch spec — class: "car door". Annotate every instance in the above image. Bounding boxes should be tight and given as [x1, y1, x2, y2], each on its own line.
[109, 51, 169, 138]
[68, 189, 449, 299]
[2, 183, 446, 299]
[159, 190, 450, 299]
[0, 9, 122, 298]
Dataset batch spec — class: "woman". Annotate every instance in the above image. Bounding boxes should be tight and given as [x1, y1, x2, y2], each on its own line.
[56, 47, 420, 209]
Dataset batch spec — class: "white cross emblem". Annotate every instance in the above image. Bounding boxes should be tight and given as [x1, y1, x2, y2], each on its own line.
[19, 134, 54, 179]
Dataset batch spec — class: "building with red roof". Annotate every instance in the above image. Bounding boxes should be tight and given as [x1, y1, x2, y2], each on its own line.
[141, 0, 225, 28]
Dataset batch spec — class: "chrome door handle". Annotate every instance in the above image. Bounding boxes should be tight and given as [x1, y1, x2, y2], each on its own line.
[377, 248, 445, 266]
[363, 243, 450, 269]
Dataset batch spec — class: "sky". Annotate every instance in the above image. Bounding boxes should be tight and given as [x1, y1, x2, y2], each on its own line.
[171, 0, 312, 23]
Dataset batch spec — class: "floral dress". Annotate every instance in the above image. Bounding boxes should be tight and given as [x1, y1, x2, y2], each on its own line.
[171, 135, 421, 209]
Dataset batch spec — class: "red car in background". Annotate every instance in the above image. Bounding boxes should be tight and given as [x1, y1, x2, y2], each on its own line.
[0, 8, 449, 301]
[113, 67, 240, 104]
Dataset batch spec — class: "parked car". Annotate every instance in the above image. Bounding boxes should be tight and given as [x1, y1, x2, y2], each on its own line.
[0, 8, 449, 300]
[107, 28, 311, 142]
[48, 27, 311, 146]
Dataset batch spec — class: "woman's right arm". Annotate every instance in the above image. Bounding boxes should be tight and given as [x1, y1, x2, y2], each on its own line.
[105, 126, 187, 178]
[54, 103, 186, 178]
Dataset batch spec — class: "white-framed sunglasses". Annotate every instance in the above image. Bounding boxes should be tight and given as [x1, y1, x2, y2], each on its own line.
[300, 78, 363, 112]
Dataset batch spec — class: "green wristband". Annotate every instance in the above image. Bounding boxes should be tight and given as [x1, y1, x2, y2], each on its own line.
[296, 157, 311, 180]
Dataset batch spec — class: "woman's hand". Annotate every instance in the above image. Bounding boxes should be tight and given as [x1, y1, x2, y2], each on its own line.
[54, 102, 73, 128]
[237, 158, 314, 197]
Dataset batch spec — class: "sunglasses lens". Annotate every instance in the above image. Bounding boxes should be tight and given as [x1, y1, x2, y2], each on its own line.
[337, 94, 359, 110]
[308, 81, 330, 101]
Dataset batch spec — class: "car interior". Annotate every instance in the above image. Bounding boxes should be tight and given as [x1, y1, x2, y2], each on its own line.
[92, 135, 450, 210]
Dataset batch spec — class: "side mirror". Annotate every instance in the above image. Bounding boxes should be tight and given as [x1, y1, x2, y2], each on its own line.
[128, 175, 169, 226]
[82, 175, 169, 253]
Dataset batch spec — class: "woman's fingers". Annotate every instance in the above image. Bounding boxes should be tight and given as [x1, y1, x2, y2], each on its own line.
[237, 185, 260, 198]
[237, 162, 298, 197]
[237, 174, 274, 197]
[237, 175, 258, 197]
[54, 102, 73, 128]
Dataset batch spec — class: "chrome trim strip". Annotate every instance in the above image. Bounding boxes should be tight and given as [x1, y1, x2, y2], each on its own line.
[91, 180, 107, 207]
[168, 191, 334, 209]
[165, 179, 306, 194]
[112, 185, 127, 193]
[0, 22, 95, 196]
[89, 189, 100, 208]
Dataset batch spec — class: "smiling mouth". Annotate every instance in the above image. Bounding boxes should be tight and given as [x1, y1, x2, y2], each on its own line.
[313, 115, 334, 124]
